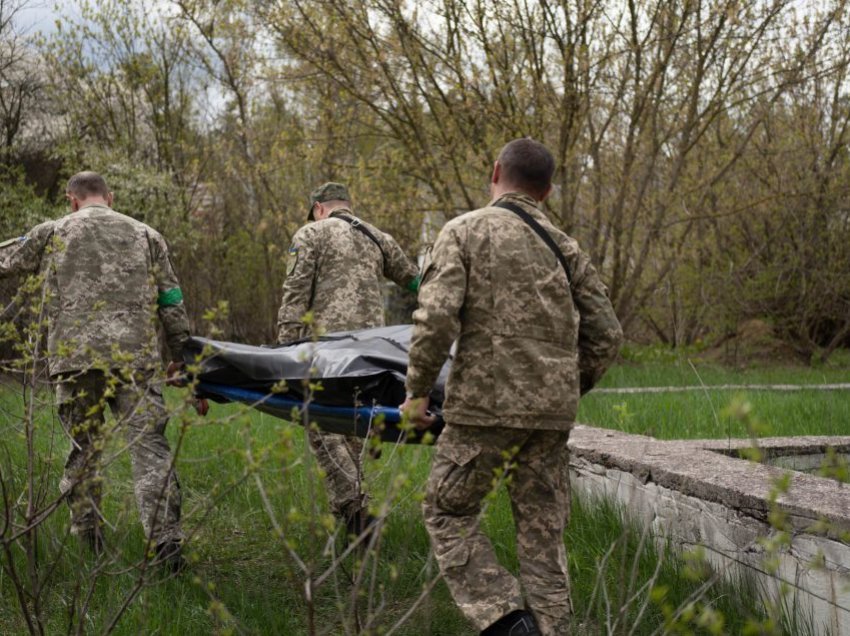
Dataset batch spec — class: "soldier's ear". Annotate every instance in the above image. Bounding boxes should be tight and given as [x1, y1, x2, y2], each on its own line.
[106, 192, 114, 207]
[491, 161, 501, 185]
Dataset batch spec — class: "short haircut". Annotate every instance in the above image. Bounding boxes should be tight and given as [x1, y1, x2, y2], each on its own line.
[497, 138, 555, 197]
[66, 171, 109, 199]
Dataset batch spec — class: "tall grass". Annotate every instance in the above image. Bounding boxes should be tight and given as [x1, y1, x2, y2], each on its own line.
[0, 381, 794, 635]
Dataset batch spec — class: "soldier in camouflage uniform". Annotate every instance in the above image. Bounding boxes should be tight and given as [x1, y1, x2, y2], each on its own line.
[277, 182, 419, 536]
[0, 172, 198, 569]
[402, 139, 623, 635]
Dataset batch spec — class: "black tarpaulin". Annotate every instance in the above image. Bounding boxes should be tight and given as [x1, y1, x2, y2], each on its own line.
[184, 325, 448, 443]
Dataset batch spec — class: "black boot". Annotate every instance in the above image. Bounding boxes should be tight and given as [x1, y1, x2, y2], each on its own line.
[344, 509, 378, 546]
[155, 539, 186, 574]
[480, 610, 542, 636]
[80, 526, 104, 557]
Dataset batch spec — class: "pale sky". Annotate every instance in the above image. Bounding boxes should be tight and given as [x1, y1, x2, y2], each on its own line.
[14, 2, 64, 35]
[13, 0, 822, 38]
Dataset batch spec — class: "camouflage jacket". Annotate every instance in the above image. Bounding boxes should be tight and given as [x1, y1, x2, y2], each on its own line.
[277, 208, 419, 342]
[406, 192, 623, 431]
[0, 205, 190, 376]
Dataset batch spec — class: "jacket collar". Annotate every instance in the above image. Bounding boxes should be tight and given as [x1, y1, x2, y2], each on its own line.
[492, 191, 539, 208]
[491, 192, 550, 223]
[328, 207, 354, 219]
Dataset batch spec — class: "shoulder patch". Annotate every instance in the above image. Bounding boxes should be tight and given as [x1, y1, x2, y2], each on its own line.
[0, 236, 27, 249]
[286, 246, 299, 276]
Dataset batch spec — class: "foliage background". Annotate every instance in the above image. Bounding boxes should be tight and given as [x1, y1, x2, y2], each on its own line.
[3, 2, 850, 633]
[3, 0, 850, 360]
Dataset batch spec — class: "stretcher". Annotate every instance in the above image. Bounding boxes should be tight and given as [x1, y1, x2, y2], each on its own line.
[184, 325, 446, 443]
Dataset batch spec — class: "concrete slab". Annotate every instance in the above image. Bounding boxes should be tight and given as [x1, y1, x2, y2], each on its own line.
[568, 426, 850, 634]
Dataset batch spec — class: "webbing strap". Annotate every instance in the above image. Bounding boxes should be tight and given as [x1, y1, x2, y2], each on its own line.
[336, 214, 387, 265]
[494, 201, 572, 286]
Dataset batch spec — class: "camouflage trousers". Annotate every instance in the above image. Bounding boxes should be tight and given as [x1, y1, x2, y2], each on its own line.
[307, 429, 368, 520]
[55, 370, 183, 544]
[423, 423, 572, 635]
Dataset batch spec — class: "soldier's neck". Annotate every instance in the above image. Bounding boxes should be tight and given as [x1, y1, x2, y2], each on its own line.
[491, 185, 542, 203]
[73, 200, 111, 212]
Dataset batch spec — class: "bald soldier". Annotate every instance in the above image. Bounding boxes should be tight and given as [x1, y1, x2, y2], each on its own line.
[0, 172, 201, 571]
[277, 182, 419, 537]
[402, 139, 623, 635]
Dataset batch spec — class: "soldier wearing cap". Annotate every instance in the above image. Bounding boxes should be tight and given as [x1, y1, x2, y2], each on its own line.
[277, 182, 419, 536]
[401, 139, 623, 635]
[0, 171, 203, 570]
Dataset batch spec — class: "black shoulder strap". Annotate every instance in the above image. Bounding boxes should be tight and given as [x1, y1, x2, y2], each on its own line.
[494, 201, 572, 285]
[335, 213, 387, 265]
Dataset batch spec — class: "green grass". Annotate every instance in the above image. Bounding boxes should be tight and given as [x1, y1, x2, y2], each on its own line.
[3, 351, 847, 634]
[599, 352, 850, 387]
[580, 357, 850, 439]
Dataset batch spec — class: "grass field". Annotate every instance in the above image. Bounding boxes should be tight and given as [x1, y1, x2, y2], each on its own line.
[580, 355, 850, 439]
[1, 353, 848, 634]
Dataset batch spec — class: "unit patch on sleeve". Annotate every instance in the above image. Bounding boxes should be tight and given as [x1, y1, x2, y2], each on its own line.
[286, 246, 299, 276]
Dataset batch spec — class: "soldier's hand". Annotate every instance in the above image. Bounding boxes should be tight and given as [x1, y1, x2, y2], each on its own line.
[193, 398, 209, 417]
[166, 360, 186, 387]
[400, 395, 436, 430]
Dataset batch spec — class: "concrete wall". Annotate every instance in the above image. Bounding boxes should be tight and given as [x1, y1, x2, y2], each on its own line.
[568, 426, 850, 634]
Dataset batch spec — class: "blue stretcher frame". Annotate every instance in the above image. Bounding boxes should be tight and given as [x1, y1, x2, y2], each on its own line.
[198, 381, 441, 444]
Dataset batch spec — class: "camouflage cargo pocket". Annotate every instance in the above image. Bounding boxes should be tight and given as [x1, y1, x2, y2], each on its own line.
[437, 542, 470, 570]
[430, 441, 496, 515]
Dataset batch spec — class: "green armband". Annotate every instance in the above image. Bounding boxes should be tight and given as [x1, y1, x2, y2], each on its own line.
[157, 287, 184, 307]
[407, 275, 421, 293]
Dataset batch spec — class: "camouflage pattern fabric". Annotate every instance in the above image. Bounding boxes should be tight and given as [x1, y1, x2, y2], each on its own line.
[276, 208, 418, 343]
[0, 204, 190, 376]
[306, 429, 366, 518]
[277, 207, 418, 519]
[56, 370, 183, 543]
[406, 191, 622, 632]
[406, 192, 623, 429]
[423, 424, 572, 635]
[307, 181, 350, 220]
[1, 204, 190, 543]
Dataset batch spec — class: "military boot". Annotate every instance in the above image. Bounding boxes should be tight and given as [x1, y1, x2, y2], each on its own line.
[480, 610, 542, 636]
[154, 539, 186, 574]
[80, 526, 104, 557]
[344, 508, 378, 547]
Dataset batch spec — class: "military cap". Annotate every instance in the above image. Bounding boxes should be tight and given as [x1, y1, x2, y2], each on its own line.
[308, 182, 351, 220]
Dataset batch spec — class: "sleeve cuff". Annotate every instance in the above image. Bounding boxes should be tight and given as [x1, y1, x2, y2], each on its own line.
[405, 371, 433, 399]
